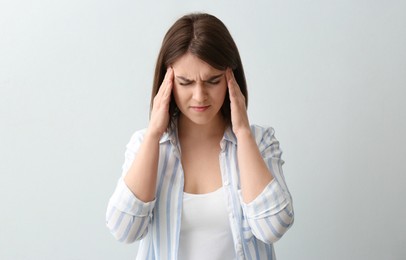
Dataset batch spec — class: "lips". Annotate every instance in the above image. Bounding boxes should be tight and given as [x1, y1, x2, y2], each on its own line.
[190, 105, 210, 112]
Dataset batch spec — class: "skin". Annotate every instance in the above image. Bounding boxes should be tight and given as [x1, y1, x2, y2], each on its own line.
[124, 52, 273, 203]
[172, 54, 228, 194]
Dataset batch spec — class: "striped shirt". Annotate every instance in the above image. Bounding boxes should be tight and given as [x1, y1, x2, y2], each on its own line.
[106, 124, 294, 260]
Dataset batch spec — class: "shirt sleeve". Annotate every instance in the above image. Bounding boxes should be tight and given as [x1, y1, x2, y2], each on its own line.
[105, 130, 155, 243]
[238, 126, 294, 244]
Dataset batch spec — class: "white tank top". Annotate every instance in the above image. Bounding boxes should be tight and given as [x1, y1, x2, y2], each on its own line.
[178, 187, 236, 260]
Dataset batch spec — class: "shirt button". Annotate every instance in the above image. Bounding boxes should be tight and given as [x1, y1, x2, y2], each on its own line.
[224, 180, 230, 186]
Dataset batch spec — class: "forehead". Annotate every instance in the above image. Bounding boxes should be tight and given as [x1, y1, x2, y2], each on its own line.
[172, 53, 223, 79]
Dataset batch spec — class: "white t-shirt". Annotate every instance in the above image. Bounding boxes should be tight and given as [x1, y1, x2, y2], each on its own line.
[178, 186, 236, 260]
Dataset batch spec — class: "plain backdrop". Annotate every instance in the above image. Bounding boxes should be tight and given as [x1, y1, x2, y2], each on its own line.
[1, 0, 405, 259]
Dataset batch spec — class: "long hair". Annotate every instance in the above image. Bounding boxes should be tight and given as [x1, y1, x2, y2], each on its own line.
[150, 13, 248, 129]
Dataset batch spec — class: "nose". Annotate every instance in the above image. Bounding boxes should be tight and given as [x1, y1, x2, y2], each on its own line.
[192, 83, 207, 102]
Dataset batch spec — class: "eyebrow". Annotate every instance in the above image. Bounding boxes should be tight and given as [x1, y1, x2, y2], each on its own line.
[176, 73, 224, 82]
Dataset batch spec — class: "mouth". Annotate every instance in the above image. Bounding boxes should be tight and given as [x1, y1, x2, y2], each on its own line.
[190, 105, 210, 112]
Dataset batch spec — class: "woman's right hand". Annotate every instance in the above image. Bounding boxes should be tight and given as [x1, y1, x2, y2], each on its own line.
[147, 67, 174, 138]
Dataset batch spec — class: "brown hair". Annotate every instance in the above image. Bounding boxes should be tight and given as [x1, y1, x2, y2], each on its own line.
[151, 13, 248, 128]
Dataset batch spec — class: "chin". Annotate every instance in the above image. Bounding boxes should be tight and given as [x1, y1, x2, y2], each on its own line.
[178, 108, 224, 127]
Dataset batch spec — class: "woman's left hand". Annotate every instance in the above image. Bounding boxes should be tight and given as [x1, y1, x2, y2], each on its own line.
[226, 68, 251, 137]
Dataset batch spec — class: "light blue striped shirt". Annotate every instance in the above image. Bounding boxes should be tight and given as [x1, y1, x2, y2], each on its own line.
[106, 124, 294, 259]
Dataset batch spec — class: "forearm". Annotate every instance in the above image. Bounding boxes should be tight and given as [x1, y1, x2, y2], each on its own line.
[124, 130, 161, 202]
[106, 200, 152, 243]
[236, 129, 273, 203]
[106, 171, 156, 243]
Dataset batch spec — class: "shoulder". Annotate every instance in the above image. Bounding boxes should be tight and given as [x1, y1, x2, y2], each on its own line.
[126, 128, 175, 149]
[250, 124, 276, 144]
[250, 124, 283, 158]
[125, 128, 148, 150]
[129, 128, 148, 141]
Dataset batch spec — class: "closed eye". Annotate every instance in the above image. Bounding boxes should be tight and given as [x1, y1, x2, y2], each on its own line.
[176, 76, 193, 86]
[175, 74, 223, 86]
[207, 80, 220, 85]
[205, 74, 223, 85]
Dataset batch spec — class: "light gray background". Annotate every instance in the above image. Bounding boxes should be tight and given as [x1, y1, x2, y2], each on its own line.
[1, 0, 405, 259]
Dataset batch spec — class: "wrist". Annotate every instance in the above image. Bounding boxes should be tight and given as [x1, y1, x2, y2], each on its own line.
[235, 127, 252, 140]
[144, 128, 164, 142]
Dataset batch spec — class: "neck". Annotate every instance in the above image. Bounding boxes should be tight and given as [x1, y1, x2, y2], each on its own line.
[177, 114, 226, 140]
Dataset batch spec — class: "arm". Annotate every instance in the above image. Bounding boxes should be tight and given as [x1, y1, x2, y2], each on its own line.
[235, 129, 273, 203]
[227, 69, 294, 243]
[124, 67, 174, 201]
[106, 68, 174, 243]
[123, 131, 161, 202]
[239, 126, 294, 244]
[105, 131, 157, 243]
[226, 68, 273, 203]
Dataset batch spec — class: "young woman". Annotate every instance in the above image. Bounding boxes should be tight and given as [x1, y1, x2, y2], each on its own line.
[106, 13, 294, 260]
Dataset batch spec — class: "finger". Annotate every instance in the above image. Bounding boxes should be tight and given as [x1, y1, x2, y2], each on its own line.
[227, 69, 247, 111]
[230, 69, 244, 96]
[226, 68, 232, 85]
[227, 68, 238, 99]
[156, 67, 173, 98]
[162, 68, 173, 101]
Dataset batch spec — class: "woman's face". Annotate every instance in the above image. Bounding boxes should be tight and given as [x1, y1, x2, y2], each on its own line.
[172, 53, 227, 126]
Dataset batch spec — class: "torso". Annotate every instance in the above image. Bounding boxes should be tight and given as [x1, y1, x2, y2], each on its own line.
[178, 187, 236, 260]
[179, 135, 223, 194]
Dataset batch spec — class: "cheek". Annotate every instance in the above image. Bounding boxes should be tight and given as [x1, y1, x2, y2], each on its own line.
[172, 86, 180, 105]
[172, 84, 185, 106]
[215, 83, 228, 102]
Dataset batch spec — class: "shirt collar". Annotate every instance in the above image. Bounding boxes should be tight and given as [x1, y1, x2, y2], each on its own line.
[159, 120, 179, 146]
[222, 126, 237, 145]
